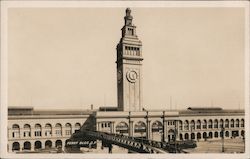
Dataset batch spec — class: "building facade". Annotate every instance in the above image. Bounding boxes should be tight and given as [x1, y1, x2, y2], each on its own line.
[96, 108, 245, 142]
[8, 107, 245, 152]
[8, 107, 92, 152]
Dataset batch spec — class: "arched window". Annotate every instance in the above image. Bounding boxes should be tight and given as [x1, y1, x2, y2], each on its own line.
[55, 123, 62, 127]
[241, 130, 245, 137]
[55, 123, 62, 136]
[24, 124, 30, 129]
[75, 123, 81, 130]
[230, 119, 234, 128]
[23, 141, 31, 150]
[202, 120, 207, 129]
[235, 119, 239, 127]
[23, 124, 31, 137]
[179, 121, 183, 130]
[45, 123, 52, 136]
[220, 130, 223, 137]
[208, 119, 213, 129]
[45, 140, 52, 149]
[225, 119, 229, 128]
[184, 133, 189, 140]
[45, 123, 52, 128]
[190, 120, 195, 130]
[12, 124, 20, 129]
[203, 132, 207, 139]
[65, 123, 72, 136]
[34, 124, 42, 137]
[241, 119, 244, 127]
[55, 140, 62, 148]
[196, 120, 201, 129]
[219, 119, 224, 128]
[225, 131, 229, 137]
[214, 119, 218, 128]
[197, 133, 201, 139]
[184, 120, 189, 130]
[35, 141, 42, 149]
[12, 142, 20, 151]
[214, 132, 218, 138]
[35, 124, 41, 128]
[191, 133, 195, 140]
[12, 124, 20, 138]
[208, 132, 213, 138]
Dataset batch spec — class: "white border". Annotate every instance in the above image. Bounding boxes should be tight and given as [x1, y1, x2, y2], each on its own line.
[1, 1, 249, 159]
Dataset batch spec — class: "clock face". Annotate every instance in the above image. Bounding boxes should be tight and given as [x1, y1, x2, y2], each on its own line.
[117, 70, 122, 83]
[126, 70, 138, 83]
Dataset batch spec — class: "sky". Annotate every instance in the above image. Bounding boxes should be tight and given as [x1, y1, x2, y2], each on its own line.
[8, 7, 245, 110]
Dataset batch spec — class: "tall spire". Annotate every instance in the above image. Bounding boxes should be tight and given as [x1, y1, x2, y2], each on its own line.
[124, 8, 133, 26]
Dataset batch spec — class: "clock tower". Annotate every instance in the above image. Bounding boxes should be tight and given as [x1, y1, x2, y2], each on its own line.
[116, 8, 143, 111]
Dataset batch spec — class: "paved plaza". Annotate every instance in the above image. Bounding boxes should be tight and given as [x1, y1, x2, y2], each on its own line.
[185, 138, 245, 153]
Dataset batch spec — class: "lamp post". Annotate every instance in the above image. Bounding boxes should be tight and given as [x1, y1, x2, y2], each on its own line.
[221, 126, 225, 153]
[174, 120, 177, 153]
[161, 111, 165, 142]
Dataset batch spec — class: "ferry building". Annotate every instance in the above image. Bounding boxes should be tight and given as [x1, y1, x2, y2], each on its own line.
[8, 8, 245, 153]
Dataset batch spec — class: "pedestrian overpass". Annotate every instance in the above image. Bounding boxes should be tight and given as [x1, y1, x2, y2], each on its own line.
[65, 130, 186, 153]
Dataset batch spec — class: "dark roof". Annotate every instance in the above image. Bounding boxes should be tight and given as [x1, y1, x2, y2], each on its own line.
[8, 106, 33, 110]
[99, 107, 118, 111]
[8, 107, 95, 116]
[187, 107, 223, 111]
[179, 108, 244, 116]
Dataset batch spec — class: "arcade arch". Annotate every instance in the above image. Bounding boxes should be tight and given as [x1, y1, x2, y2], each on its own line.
[55, 140, 62, 148]
[45, 140, 52, 149]
[134, 121, 146, 137]
[115, 122, 129, 134]
[35, 141, 42, 150]
[23, 141, 31, 150]
[12, 142, 20, 151]
[151, 121, 163, 141]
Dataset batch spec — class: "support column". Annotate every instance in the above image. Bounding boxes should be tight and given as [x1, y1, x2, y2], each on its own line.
[146, 120, 151, 140]
[19, 141, 23, 152]
[97, 122, 100, 131]
[129, 121, 134, 137]
[30, 141, 34, 151]
[162, 111, 165, 142]
[51, 140, 55, 148]
[164, 121, 168, 142]
[31, 128, 35, 138]
[8, 142, 12, 152]
[8, 128, 12, 139]
[20, 128, 24, 139]
[175, 120, 179, 140]
[110, 122, 115, 133]
[61, 139, 65, 151]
